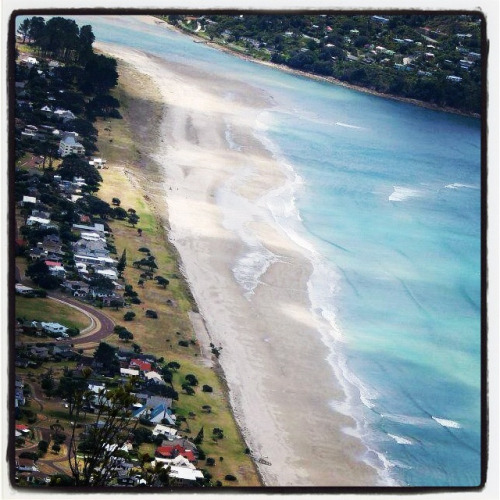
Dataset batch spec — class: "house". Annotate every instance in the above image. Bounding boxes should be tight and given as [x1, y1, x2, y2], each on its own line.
[26, 216, 51, 227]
[44, 260, 66, 277]
[120, 367, 140, 378]
[58, 132, 85, 157]
[53, 108, 76, 122]
[21, 195, 37, 205]
[152, 424, 178, 439]
[40, 322, 68, 336]
[446, 75, 463, 82]
[371, 15, 389, 24]
[89, 158, 107, 169]
[62, 280, 90, 297]
[130, 359, 152, 373]
[88, 383, 106, 395]
[145, 371, 165, 384]
[168, 466, 204, 486]
[15, 284, 34, 295]
[16, 424, 30, 435]
[73, 222, 106, 234]
[16, 458, 38, 472]
[29, 346, 50, 359]
[96, 269, 118, 282]
[148, 403, 176, 425]
[155, 444, 196, 463]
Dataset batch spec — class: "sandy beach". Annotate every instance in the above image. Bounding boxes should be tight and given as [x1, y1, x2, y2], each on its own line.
[96, 25, 382, 486]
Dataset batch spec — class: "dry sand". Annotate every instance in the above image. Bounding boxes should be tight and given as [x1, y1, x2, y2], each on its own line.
[96, 32, 382, 487]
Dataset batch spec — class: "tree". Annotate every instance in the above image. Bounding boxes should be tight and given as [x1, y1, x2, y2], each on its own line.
[41, 368, 55, 396]
[182, 384, 195, 396]
[155, 276, 169, 289]
[118, 329, 134, 342]
[18, 18, 31, 43]
[212, 428, 224, 440]
[38, 440, 49, 455]
[185, 374, 198, 386]
[81, 53, 119, 95]
[128, 212, 140, 227]
[94, 342, 120, 375]
[58, 156, 102, 188]
[55, 373, 88, 417]
[194, 426, 204, 445]
[68, 382, 139, 486]
[123, 311, 136, 321]
[109, 299, 123, 311]
[78, 24, 95, 64]
[117, 249, 127, 278]
[76, 195, 111, 218]
[167, 361, 181, 371]
[52, 443, 61, 454]
[112, 197, 121, 206]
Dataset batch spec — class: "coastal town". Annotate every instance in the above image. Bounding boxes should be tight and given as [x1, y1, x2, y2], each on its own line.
[168, 13, 482, 115]
[9, 12, 484, 491]
[12, 16, 259, 488]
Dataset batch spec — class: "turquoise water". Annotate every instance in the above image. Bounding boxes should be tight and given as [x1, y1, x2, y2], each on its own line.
[18, 15, 482, 487]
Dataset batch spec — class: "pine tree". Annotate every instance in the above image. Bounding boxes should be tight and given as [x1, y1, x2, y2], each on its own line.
[117, 249, 127, 278]
[194, 426, 204, 445]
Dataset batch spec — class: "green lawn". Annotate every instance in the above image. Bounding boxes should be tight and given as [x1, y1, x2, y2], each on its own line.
[15, 296, 91, 331]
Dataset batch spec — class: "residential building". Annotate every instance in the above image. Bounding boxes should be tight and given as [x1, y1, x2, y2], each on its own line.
[58, 132, 85, 157]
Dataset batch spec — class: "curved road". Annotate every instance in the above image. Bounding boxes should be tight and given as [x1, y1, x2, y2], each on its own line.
[15, 264, 116, 347]
[45, 293, 115, 346]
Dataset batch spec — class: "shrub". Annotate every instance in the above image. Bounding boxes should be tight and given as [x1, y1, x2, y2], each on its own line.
[206, 457, 215, 466]
[19, 451, 38, 461]
[224, 474, 237, 481]
[66, 327, 79, 337]
[202, 385, 213, 393]
[123, 311, 136, 321]
[145, 310, 158, 319]
[178, 340, 189, 347]
[130, 296, 142, 304]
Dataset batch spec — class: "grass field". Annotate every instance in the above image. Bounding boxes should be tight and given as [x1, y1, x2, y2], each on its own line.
[15, 296, 91, 331]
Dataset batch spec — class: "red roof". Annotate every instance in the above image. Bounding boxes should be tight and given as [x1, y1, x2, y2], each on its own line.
[155, 445, 196, 462]
[16, 424, 30, 432]
[44, 260, 61, 267]
[130, 359, 152, 372]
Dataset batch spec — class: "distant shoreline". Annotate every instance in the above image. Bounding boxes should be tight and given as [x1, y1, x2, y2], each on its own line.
[150, 16, 480, 120]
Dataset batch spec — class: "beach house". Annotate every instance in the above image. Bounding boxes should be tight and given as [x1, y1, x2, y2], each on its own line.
[58, 132, 85, 157]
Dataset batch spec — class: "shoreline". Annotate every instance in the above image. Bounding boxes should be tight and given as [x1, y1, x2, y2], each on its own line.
[95, 37, 386, 487]
[148, 15, 480, 120]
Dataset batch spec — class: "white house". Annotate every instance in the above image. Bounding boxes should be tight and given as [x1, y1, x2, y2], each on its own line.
[145, 371, 165, 384]
[120, 368, 140, 377]
[53, 108, 76, 122]
[152, 424, 177, 439]
[58, 132, 85, 157]
[22, 196, 37, 205]
[41, 322, 68, 335]
[27, 216, 51, 226]
[168, 466, 204, 485]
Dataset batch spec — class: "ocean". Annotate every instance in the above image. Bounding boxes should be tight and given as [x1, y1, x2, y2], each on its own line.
[19, 15, 482, 487]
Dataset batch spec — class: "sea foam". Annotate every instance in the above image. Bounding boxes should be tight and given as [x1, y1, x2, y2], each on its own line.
[432, 417, 461, 429]
[389, 186, 422, 202]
